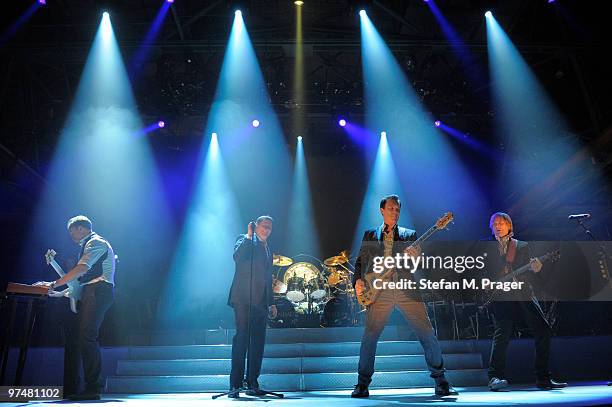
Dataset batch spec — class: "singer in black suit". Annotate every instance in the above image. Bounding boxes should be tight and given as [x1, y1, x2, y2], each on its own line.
[227, 215, 277, 397]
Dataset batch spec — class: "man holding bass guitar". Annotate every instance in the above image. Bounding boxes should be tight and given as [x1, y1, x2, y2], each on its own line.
[350, 195, 458, 398]
[486, 212, 567, 391]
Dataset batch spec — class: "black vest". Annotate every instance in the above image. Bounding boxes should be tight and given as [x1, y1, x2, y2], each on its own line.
[77, 233, 109, 285]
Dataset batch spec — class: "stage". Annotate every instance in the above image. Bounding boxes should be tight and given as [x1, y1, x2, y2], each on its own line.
[2, 2, 612, 407]
[3, 383, 611, 406]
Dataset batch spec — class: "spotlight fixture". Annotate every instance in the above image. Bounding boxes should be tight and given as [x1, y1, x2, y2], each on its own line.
[485, 10, 492, 18]
[252, 119, 260, 128]
[338, 119, 347, 127]
[235, 10, 242, 17]
[157, 121, 166, 128]
[212, 132, 218, 138]
[380, 131, 387, 137]
[297, 136, 303, 141]
[167, 0, 175, 3]
[294, 0, 304, 5]
[359, 9, 366, 17]
[38, 0, 46, 5]
[434, 120, 441, 127]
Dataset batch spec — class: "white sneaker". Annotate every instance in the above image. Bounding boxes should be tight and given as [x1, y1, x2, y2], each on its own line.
[489, 377, 509, 391]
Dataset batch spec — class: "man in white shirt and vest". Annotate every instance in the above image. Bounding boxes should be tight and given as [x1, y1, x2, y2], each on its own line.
[40, 215, 115, 400]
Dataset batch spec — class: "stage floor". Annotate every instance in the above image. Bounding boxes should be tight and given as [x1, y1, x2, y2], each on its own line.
[4, 382, 611, 406]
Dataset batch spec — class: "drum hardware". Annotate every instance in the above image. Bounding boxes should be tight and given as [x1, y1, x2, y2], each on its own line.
[268, 253, 362, 328]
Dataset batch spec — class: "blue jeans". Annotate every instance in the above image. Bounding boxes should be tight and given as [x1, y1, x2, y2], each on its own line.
[357, 288, 446, 386]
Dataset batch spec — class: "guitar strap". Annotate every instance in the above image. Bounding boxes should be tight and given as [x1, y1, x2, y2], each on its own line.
[504, 238, 518, 274]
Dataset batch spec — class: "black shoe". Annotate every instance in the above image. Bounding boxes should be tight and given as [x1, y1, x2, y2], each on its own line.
[435, 381, 459, 396]
[351, 384, 369, 398]
[245, 381, 266, 396]
[536, 379, 567, 390]
[67, 392, 100, 401]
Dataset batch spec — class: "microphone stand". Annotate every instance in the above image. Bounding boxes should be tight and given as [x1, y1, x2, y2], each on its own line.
[570, 216, 612, 386]
[573, 217, 611, 287]
[213, 225, 283, 399]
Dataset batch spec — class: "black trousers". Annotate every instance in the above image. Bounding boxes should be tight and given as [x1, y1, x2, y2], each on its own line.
[64, 281, 114, 394]
[230, 303, 267, 388]
[488, 301, 551, 381]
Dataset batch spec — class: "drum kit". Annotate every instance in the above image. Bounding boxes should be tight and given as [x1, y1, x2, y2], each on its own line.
[269, 250, 360, 328]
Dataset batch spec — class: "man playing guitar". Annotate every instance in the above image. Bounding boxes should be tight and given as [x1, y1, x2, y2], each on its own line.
[351, 195, 457, 397]
[486, 212, 567, 391]
[36, 215, 115, 400]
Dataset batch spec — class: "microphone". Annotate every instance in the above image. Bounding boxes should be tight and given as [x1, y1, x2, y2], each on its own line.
[568, 213, 591, 220]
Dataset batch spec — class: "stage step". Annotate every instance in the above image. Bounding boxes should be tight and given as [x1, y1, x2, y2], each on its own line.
[116, 353, 483, 375]
[107, 328, 487, 394]
[105, 369, 488, 393]
[126, 340, 476, 360]
[128, 326, 427, 345]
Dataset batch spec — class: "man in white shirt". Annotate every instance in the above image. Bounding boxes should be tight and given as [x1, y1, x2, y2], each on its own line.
[40, 215, 115, 400]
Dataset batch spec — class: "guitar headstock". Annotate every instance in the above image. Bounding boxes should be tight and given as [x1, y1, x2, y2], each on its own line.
[45, 249, 57, 265]
[435, 212, 454, 230]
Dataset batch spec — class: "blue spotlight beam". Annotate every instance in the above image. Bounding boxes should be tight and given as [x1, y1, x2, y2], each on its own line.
[437, 122, 501, 159]
[23, 12, 173, 295]
[288, 138, 320, 258]
[160, 132, 241, 327]
[425, 0, 485, 86]
[0, 2, 43, 45]
[358, 12, 488, 240]
[485, 12, 599, 215]
[129, 2, 172, 78]
[211, 10, 292, 234]
[351, 132, 404, 253]
[161, 11, 293, 326]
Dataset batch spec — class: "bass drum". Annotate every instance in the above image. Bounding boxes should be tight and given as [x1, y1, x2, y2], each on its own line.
[322, 296, 352, 327]
[268, 297, 297, 328]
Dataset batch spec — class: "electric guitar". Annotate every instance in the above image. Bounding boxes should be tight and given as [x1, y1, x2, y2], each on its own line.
[482, 249, 561, 306]
[45, 249, 81, 313]
[356, 212, 454, 306]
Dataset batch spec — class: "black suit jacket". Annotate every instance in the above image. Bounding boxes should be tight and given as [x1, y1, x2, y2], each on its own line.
[352, 224, 417, 288]
[484, 237, 549, 325]
[483, 236, 542, 299]
[228, 234, 274, 308]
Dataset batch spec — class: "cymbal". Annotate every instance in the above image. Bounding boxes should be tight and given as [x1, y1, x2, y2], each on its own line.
[324, 251, 349, 266]
[273, 254, 293, 267]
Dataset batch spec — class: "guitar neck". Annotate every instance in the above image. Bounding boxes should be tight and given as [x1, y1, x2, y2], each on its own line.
[49, 259, 66, 277]
[372, 225, 439, 282]
[410, 225, 439, 247]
